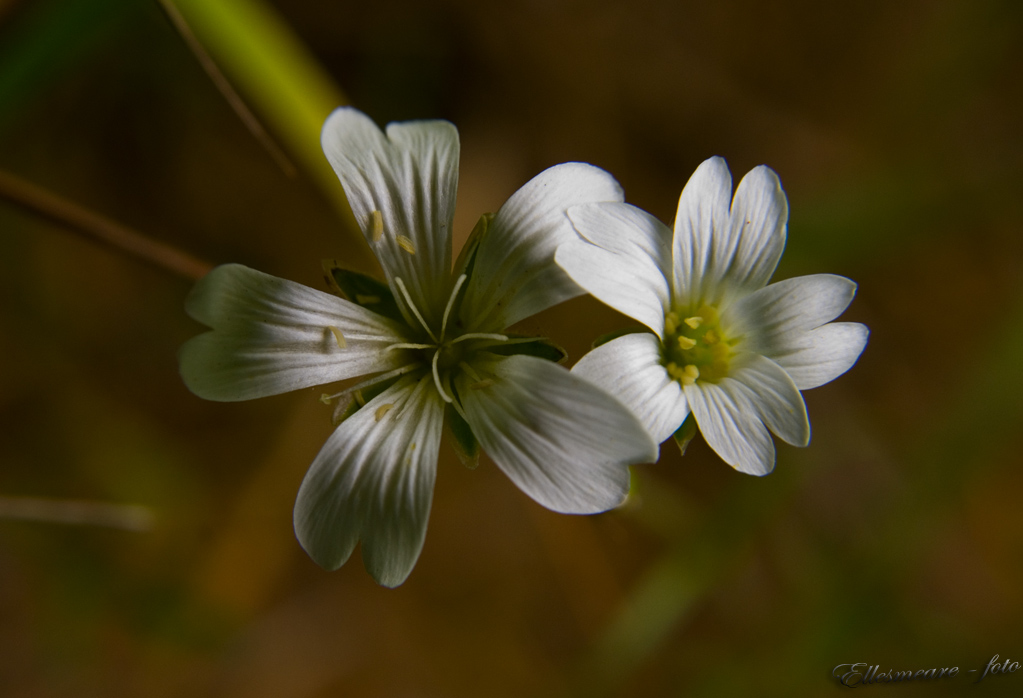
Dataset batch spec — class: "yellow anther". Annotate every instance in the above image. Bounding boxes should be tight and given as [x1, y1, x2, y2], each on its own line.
[470, 379, 494, 390]
[664, 311, 679, 335]
[684, 316, 703, 329]
[681, 364, 700, 386]
[666, 362, 683, 380]
[703, 329, 719, 345]
[327, 326, 347, 348]
[369, 210, 383, 242]
[397, 235, 416, 254]
[374, 403, 394, 421]
[697, 304, 719, 324]
[355, 294, 381, 305]
[319, 393, 333, 405]
[677, 335, 697, 350]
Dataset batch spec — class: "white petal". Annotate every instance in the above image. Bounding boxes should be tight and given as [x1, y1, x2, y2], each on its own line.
[556, 202, 673, 335]
[684, 379, 776, 476]
[767, 322, 869, 390]
[180, 264, 408, 401]
[725, 273, 857, 341]
[293, 374, 444, 587]
[716, 165, 788, 300]
[460, 163, 624, 330]
[672, 157, 732, 307]
[572, 332, 689, 444]
[728, 354, 809, 447]
[455, 355, 656, 514]
[321, 108, 458, 326]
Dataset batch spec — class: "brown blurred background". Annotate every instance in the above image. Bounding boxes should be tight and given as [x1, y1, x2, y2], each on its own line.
[1, 0, 1022, 696]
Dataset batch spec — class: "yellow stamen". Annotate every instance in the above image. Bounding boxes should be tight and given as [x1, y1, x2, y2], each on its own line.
[327, 326, 347, 348]
[319, 393, 333, 405]
[681, 364, 700, 386]
[355, 294, 380, 305]
[397, 235, 416, 254]
[374, 403, 394, 421]
[369, 210, 383, 242]
[664, 311, 679, 335]
[684, 316, 703, 329]
[677, 335, 697, 350]
[703, 329, 719, 345]
[697, 304, 719, 324]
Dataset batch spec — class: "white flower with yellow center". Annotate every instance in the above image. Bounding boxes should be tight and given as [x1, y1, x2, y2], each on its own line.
[180, 108, 655, 587]
[555, 156, 868, 475]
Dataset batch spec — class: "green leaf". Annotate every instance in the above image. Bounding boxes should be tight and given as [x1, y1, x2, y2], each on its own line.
[322, 260, 404, 322]
[591, 326, 651, 349]
[171, 0, 372, 267]
[485, 335, 567, 363]
[452, 212, 493, 281]
[445, 403, 479, 469]
[671, 414, 697, 455]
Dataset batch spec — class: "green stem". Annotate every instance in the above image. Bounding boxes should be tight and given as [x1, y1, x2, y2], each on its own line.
[0, 169, 213, 281]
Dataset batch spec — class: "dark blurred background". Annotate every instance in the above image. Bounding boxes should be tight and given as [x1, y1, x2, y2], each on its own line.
[1, 0, 1022, 696]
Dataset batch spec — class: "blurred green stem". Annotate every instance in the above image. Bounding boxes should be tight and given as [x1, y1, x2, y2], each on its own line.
[0, 170, 213, 280]
[0, 495, 154, 531]
[168, 0, 366, 261]
[157, 0, 297, 179]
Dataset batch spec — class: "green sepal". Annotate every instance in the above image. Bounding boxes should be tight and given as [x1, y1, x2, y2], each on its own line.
[322, 260, 404, 322]
[672, 414, 698, 455]
[445, 402, 480, 469]
[453, 212, 494, 281]
[591, 325, 652, 349]
[326, 374, 400, 427]
[485, 334, 567, 364]
[328, 391, 358, 426]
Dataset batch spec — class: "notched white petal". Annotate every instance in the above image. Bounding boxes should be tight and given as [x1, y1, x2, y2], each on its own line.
[567, 201, 674, 277]
[556, 241, 668, 336]
[572, 332, 689, 445]
[728, 354, 810, 447]
[293, 375, 444, 587]
[717, 165, 788, 299]
[557, 202, 673, 335]
[672, 156, 732, 307]
[771, 322, 869, 390]
[725, 273, 858, 341]
[724, 274, 866, 390]
[684, 380, 776, 476]
[180, 264, 408, 402]
[456, 355, 655, 514]
[321, 107, 458, 325]
[461, 162, 625, 330]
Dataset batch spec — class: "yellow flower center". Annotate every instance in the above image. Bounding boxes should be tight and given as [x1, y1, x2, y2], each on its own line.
[663, 304, 735, 385]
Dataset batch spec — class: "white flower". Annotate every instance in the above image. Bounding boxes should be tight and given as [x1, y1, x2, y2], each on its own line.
[180, 108, 655, 587]
[555, 156, 868, 475]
